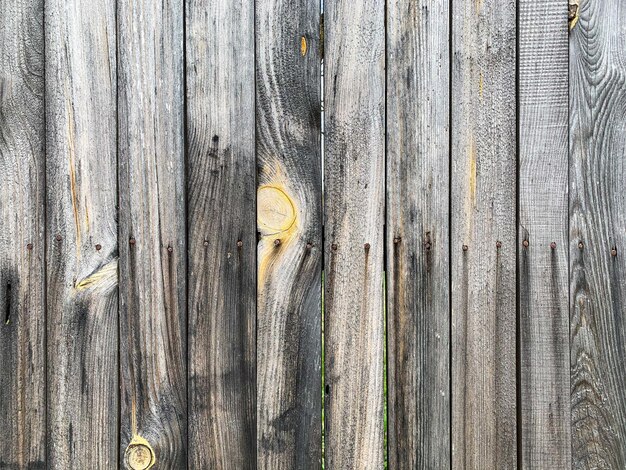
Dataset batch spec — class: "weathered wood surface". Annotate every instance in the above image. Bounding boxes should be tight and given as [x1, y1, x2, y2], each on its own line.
[324, 0, 385, 467]
[256, 0, 322, 468]
[0, 0, 46, 467]
[451, 0, 517, 467]
[45, 0, 118, 467]
[117, 0, 187, 467]
[186, 1, 256, 468]
[570, 0, 626, 467]
[386, 0, 450, 467]
[518, 0, 570, 467]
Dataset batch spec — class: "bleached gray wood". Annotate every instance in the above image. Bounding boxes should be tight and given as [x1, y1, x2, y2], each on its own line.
[0, 0, 46, 467]
[386, 0, 450, 467]
[570, 0, 626, 467]
[45, 0, 118, 467]
[256, 0, 322, 468]
[186, 0, 256, 467]
[451, 0, 517, 467]
[518, 0, 570, 467]
[323, 0, 385, 468]
[117, 0, 186, 467]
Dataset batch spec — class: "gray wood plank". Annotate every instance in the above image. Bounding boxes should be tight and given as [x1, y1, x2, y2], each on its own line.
[186, 1, 256, 468]
[323, 0, 385, 467]
[0, 0, 46, 467]
[256, 0, 322, 468]
[386, 0, 451, 467]
[450, 0, 517, 467]
[518, 0, 570, 467]
[117, 0, 186, 467]
[570, 0, 626, 467]
[45, 0, 118, 466]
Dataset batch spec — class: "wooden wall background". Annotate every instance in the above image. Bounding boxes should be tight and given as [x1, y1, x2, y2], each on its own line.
[0, 0, 625, 468]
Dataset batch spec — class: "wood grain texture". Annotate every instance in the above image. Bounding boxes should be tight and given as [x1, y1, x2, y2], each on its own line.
[0, 0, 46, 467]
[386, 0, 450, 467]
[450, 0, 517, 467]
[186, 1, 256, 468]
[117, 0, 186, 467]
[323, 0, 385, 467]
[570, 0, 626, 467]
[45, 0, 118, 467]
[518, 0, 570, 467]
[256, 0, 322, 468]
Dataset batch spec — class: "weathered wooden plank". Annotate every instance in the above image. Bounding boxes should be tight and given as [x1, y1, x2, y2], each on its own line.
[450, 0, 517, 467]
[186, 1, 256, 468]
[0, 0, 46, 467]
[45, 0, 118, 466]
[518, 0, 570, 467]
[570, 0, 626, 467]
[256, 0, 322, 467]
[324, 0, 385, 467]
[117, 0, 186, 467]
[386, 0, 450, 467]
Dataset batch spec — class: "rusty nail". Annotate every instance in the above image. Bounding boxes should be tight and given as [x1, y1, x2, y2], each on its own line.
[522, 240, 529, 248]
[95, 244, 102, 251]
[611, 247, 617, 257]
[496, 241, 502, 249]
[462, 244, 468, 252]
[203, 240, 209, 246]
[306, 242, 313, 250]
[393, 237, 401, 244]
[237, 240, 243, 247]
[331, 243, 338, 251]
[274, 239, 281, 246]
[167, 246, 173, 253]
[578, 241, 584, 250]
[425, 242, 432, 250]
[364, 243, 371, 250]
[26, 243, 33, 250]
[55, 234, 62, 242]
[129, 238, 136, 245]
[550, 242, 557, 249]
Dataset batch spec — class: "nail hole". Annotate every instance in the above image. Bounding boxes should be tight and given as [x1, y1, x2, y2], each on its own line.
[167, 246, 173, 253]
[331, 243, 338, 251]
[129, 238, 136, 245]
[95, 244, 102, 251]
[325, 384, 330, 395]
[26, 243, 33, 251]
[212, 135, 219, 143]
[462, 244, 468, 252]
[496, 241, 502, 249]
[203, 240, 209, 246]
[55, 234, 62, 242]
[578, 241, 584, 250]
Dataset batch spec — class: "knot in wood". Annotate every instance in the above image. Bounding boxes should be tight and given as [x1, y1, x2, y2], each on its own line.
[257, 185, 297, 236]
[125, 439, 155, 470]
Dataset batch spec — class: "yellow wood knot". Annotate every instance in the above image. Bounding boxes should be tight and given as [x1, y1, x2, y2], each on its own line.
[125, 436, 155, 470]
[300, 36, 307, 56]
[569, 0, 579, 30]
[257, 185, 297, 236]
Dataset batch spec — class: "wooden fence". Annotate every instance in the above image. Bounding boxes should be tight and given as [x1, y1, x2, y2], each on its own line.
[1, 0, 625, 468]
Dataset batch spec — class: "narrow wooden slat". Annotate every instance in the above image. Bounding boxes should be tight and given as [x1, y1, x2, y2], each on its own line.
[570, 0, 626, 466]
[324, 0, 385, 467]
[186, 1, 256, 467]
[45, 0, 118, 466]
[450, 0, 517, 467]
[256, 0, 322, 467]
[0, 0, 46, 467]
[386, 0, 450, 467]
[117, 0, 186, 467]
[518, 0, 570, 467]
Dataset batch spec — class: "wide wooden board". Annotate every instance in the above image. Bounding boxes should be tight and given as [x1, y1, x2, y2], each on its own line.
[0, 0, 46, 467]
[186, 0, 257, 468]
[256, 0, 322, 467]
[45, 0, 118, 466]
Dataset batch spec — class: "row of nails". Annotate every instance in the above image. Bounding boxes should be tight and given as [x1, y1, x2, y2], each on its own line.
[34, 238, 620, 257]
